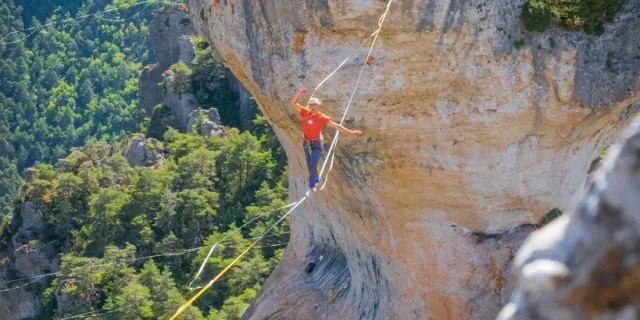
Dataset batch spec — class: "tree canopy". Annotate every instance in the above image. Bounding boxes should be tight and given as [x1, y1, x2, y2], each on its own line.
[0, 1, 291, 319]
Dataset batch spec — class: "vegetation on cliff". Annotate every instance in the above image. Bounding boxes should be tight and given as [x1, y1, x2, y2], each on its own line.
[522, 0, 625, 35]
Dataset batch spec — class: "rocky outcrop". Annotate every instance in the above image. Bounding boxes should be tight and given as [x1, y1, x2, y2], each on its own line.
[122, 135, 164, 167]
[150, 5, 195, 70]
[141, 3, 257, 132]
[0, 198, 55, 320]
[0, 286, 41, 320]
[139, 4, 195, 114]
[13, 244, 59, 280]
[11, 199, 48, 249]
[139, 4, 210, 132]
[187, 107, 225, 137]
[163, 69, 199, 131]
[188, 0, 640, 319]
[499, 122, 640, 320]
[178, 35, 196, 64]
[139, 65, 165, 115]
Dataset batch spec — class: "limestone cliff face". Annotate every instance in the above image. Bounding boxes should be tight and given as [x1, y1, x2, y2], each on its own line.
[188, 0, 640, 319]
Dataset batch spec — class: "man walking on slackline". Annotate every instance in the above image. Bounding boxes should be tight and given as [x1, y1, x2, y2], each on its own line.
[290, 87, 362, 192]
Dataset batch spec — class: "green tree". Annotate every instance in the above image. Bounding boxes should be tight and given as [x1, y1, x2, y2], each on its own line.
[207, 288, 256, 320]
[140, 260, 204, 320]
[83, 188, 130, 256]
[0, 158, 22, 216]
[522, 0, 552, 32]
[169, 61, 193, 95]
[148, 104, 174, 140]
[49, 172, 84, 248]
[174, 148, 219, 190]
[176, 188, 219, 247]
[522, 0, 625, 35]
[153, 188, 178, 236]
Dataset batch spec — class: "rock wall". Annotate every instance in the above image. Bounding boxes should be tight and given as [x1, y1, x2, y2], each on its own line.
[188, 0, 640, 319]
[10, 199, 48, 249]
[163, 69, 199, 131]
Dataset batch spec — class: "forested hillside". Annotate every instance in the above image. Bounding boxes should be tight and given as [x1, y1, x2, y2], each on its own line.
[0, 1, 292, 319]
[6, 126, 289, 319]
[0, 0, 159, 217]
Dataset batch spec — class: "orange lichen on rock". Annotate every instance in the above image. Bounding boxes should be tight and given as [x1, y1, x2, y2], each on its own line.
[293, 32, 306, 54]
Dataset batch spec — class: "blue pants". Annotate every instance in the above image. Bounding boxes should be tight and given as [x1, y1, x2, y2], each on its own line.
[303, 141, 323, 189]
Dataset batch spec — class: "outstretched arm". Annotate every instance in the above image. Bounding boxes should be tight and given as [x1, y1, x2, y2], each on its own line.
[327, 121, 362, 135]
[290, 87, 308, 112]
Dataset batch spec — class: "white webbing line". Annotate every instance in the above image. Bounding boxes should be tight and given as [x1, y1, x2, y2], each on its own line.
[187, 201, 299, 289]
[184, 0, 394, 295]
[319, 1, 393, 189]
[185, 28, 377, 293]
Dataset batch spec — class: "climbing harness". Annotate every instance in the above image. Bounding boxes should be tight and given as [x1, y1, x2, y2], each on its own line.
[169, 1, 395, 319]
[304, 135, 323, 145]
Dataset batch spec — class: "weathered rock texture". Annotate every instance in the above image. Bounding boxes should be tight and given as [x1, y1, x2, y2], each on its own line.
[122, 135, 165, 167]
[13, 244, 59, 280]
[187, 107, 225, 137]
[188, 0, 640, 319]
[0, 198, 56, 320]
[0, 286, 41, 320]
[9, 198, 57, 276]
[11, 199, 48, 249]
[498, 122, 640, 320]
[163, 69, 199, 131]
[139, 4, 195, 115]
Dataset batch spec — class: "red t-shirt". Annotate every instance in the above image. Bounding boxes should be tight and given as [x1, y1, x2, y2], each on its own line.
[299, 107, 331, 140]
